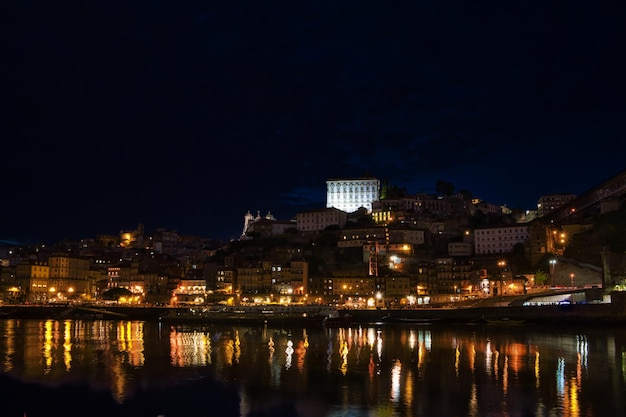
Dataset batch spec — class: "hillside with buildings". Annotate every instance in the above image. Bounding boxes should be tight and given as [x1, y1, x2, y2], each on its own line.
[2, 174, 626, 308]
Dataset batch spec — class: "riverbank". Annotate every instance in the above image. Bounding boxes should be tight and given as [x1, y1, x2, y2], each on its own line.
[2, 291, 625, 325]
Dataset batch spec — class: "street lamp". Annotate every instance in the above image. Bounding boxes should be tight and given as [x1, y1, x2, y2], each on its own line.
[570, 273, 575, 289]
[376, 291, 383, 309]
[549, 259, 557, 287]
[497, 260, 506, 296]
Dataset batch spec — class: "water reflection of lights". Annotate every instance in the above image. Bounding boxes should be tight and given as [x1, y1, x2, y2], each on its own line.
[323, 339, 330, 369]
[234, 330, 241, 364]
[286, 340, 294, 370]
[390, 359, 401, 403]
[268, 336, 275, 363]
[3, 321, 624, 416]
[296, 339, 307, 372]
[409, 330, 416, 351]
[44, 320, 53, 371]
[365, 328, 374, 349]
[376, 331, 383, 366]
[170, 329, 211, 367]
[1, 320, 16, 372]
[557, 356, 565, 398]
[340, 341, 349, 375]
[63, 320, 72, 370]
[502, 355, 509, 394]
[569, 377, 580, 416]
[485, 340, 493, 376]
[117, 321, 145, 367]
[225, 339, 234, 366]
[535, 351, 540, 388]
[419, 329, 431, 350]
[576, 334, 588, 373]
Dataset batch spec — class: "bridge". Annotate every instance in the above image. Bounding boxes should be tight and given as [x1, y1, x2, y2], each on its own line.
[537, 167, 626, 225]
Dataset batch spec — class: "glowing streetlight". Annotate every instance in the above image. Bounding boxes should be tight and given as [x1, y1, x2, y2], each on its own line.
[497, 260, 506, 296]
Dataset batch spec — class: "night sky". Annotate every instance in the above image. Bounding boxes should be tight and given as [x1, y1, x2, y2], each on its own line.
[3, 1, 626, 244]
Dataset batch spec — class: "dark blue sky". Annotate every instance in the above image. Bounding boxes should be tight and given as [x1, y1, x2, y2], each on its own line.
[3, 1, 626, 244]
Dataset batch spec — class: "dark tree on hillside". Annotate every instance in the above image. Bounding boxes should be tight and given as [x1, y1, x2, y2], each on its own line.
[380, 179, 408, 199]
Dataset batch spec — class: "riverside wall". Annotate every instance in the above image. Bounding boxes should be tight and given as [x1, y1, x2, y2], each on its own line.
[1, 291, 626, 325]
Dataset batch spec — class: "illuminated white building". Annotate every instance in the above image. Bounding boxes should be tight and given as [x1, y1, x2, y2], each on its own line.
[326, 177, 380, 213]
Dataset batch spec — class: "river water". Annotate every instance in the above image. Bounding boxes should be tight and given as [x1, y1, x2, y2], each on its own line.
[1, 319, 625, 417]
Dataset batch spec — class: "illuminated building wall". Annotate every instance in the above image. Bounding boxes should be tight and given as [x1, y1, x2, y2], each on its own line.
[326, 177, 380, 213]
[296, 208, 348, 232]
[474, 224, 530, 255]
[338, 226, 387, 248]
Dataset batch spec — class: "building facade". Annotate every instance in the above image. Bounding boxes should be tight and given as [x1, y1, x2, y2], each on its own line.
[474, 224, 530, 255]
[326, 177, 380, 213]
[296, 208, 348, 233]
[537, 193, 577, 217]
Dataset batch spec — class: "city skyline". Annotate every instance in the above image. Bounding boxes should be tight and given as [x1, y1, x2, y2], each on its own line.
[4, 1, 625, 244]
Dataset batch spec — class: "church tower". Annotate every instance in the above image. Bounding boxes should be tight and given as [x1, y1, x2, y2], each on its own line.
[241, 210, 255, 238]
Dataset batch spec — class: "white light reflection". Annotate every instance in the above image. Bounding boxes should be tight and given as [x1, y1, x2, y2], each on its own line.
[409, 330, 416, 351]
[367, 328, 376, 350]
[390, 359, 401, 403]
[485, 340, 493, 376]
[576, 334, 588, 377]
[285, 340, 294, 370]
[556, 356, 565, 399]
[376, 330, 383, 367]
[418, 329, 431, 351]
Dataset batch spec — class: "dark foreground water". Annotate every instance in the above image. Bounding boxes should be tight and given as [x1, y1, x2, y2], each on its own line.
[1, 319, 625, 417]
